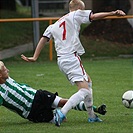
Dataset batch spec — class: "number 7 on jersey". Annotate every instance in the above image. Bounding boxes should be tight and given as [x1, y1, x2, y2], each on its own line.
[59, 21, 66, 40]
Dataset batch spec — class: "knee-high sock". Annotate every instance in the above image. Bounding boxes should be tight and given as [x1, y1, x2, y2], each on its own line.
[73, 101, 97, 112]
[84, 88, 96, 118]
[88, 81, 92, 89]
[61, 88, 90, 116]
[72, 81, 93, 111]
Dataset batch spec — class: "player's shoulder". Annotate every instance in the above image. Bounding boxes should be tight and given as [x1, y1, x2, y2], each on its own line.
[75, 9, 92, 14]
[45, 24, 54, 32]
[57, 13, 70, 22]
[48, 24, 54, 29]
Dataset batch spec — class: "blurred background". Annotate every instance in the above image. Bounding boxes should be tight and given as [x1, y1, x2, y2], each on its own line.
[0, 0, 133, 60]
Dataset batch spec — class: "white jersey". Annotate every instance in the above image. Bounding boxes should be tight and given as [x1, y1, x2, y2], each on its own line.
[43, 10, 92, 56]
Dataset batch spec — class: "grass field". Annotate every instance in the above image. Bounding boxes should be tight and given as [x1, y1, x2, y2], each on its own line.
[0, 58, 132, 133]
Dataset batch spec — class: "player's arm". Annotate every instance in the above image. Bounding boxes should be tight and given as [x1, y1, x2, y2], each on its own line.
[90, 10, 126, 21]
[21, 36, 48, 62]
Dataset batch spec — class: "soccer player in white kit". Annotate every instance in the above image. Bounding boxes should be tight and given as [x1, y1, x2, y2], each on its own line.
[21, 0, 126, 127]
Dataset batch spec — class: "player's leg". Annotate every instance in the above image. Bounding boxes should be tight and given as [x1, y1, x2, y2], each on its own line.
[73, 101, 107, 115]
[54, 89, 103, 126]
[53, 96, 107, 115]
[54, 82, 101, 126]
[53, 76, 106, 115]
[86, 75, 107, 115]
[54, 87, 89, 126]
[54, 54, 101, 126]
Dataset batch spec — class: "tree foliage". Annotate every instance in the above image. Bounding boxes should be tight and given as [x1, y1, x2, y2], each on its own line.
[83, 0, 133, 44]
[0, 0, 16, 11]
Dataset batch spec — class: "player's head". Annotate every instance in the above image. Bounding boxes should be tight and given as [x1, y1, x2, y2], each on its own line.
[69, 0, 85, 11]
[0, 61, 9, 84]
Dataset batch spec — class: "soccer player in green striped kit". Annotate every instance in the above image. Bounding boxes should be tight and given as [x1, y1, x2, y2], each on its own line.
[0, 61, 106, 123]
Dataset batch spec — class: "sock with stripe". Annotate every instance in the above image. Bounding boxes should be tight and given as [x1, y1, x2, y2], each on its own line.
[73, 101, 97, 112]
[61, 88, 90, 116]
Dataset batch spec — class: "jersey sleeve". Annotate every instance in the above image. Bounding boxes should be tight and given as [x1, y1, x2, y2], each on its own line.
[42, 25, 53, 40]
[74, 10, 92, 24]
[0, 95, 3, 106]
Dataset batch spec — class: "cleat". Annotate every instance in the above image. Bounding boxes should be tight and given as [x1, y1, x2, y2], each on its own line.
[54, 109, 66, 127]
[97, 104, 107, 115]
[88, 115, 102, 122]
[54, 110, 60, 127]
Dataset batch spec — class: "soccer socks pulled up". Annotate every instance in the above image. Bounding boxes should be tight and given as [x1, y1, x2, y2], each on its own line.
[83, 88, 96, 118]
[61, 88, 90, 116]
[73, 101, 97, 112]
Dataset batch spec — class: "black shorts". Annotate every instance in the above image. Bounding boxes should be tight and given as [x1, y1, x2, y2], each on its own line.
[27, 90, 58, 123]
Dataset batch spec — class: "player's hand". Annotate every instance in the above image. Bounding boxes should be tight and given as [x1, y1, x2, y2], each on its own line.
[21, 54, 36, 62]
[112, 10, 126, 16]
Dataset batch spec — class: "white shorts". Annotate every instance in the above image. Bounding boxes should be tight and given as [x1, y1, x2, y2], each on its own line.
[57, 53, 88, 85]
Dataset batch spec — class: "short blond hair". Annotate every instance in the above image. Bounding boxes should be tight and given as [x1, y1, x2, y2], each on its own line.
[69, 0, 85, 11]
[0, 61, 4, 71]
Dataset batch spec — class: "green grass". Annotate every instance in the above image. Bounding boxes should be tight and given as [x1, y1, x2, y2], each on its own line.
[0, 58, 132, 133]
[81, 36, 133, 57]
[0, 10, 49, 51]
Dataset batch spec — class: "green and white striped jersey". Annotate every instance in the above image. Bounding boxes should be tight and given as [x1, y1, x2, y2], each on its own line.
[0, 77, 37, 118]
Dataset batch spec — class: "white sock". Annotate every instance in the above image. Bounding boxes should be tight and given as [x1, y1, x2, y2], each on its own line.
[51, 96, 62, 108]
[73, 101, 87, 111]
[61, 88, 89, 116]
[88, 81, 92, 88]
[84, 87, 95, 118]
